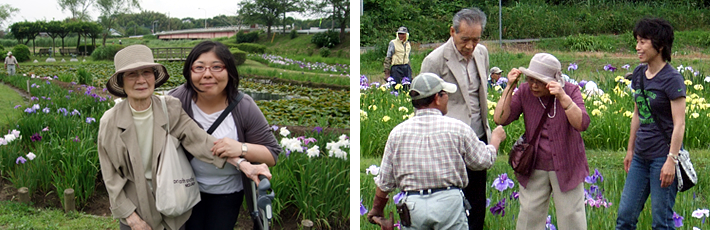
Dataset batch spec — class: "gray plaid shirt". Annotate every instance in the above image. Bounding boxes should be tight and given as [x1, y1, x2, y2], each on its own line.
[374, 108, 497, 193]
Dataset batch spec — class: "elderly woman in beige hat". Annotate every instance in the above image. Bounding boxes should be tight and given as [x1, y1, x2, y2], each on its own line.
[97, 44, 268, 230]
[493, 53, 590, 230]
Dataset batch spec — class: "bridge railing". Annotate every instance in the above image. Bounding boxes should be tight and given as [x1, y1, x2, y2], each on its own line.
[152, 47, 192, 61]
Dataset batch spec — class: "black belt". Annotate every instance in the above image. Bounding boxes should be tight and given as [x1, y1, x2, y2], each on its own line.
[404, 186, 460, 196]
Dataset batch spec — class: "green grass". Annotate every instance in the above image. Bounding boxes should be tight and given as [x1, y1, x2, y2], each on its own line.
[360, 149, 710, 229]
[0, 83, 25, 128]
[0, 201, 117, 229]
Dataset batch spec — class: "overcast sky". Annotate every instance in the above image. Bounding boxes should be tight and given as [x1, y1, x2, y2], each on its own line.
[2, 0, 258, 28]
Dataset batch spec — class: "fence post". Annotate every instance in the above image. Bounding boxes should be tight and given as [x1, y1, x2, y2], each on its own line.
[63, 188, 75, 213]
[301, 219, 313, 230]
[18, 187, 30, 204]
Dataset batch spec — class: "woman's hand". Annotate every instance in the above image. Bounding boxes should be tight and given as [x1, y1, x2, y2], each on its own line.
[660, 157, 676, 188]
[126, 212, 151, 230]
[228, 158, 272, 186]
[211, 138, 241, 158]
[623, 151, 633, 173]
[507, 68, 522, 84]
[546, 81, 567, 98]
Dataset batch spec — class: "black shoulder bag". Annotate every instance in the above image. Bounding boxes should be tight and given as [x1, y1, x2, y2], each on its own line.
[639, 72, 696, 192]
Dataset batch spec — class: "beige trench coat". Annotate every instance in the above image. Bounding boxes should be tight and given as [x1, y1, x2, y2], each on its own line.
[98, 95, 227, 230]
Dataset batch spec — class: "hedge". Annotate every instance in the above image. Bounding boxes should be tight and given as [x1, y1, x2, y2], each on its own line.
[235, 43, 266, 54]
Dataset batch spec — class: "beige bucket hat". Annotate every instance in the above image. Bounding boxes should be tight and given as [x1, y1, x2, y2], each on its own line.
[519, 53, 564, 84]
[106, 45, 169, 98]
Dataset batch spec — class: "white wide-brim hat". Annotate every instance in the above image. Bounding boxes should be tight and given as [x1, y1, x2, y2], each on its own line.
[106, 45, 169, 98]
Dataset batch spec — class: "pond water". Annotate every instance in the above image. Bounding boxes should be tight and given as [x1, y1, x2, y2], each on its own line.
[155, 88, 294, 101]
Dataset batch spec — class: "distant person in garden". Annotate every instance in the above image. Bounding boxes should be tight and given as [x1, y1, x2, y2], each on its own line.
[493, 53, 590, 230]
[616, 17, 686, 230]
[169, 40, 280, 230]
[488, 67, 507, 90]
[4, 51, 18, 75]
[384, 26, 412, 88]
[97, 44, 269, 230]
[368, 72, 506, 230]
[419, 7, 492, 230]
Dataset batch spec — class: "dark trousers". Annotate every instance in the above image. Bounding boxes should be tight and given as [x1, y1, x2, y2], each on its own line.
[390, 64, 412, 87]
[465, 135, 488, 230]
[185, 190, 245, 230]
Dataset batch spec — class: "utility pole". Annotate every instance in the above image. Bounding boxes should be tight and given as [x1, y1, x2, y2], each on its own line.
[198, 8, 207, 29]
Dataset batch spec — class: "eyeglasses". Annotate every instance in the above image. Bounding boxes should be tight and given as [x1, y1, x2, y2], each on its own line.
[526, 77, 545, 86]
[191, 65, 226, 73]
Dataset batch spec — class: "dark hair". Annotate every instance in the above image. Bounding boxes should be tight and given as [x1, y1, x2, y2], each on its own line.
[183, 41, 240, 103]
[410, 91, 443, 109]
[633, 17, 674, 62]
[116, 68, 159, 88]
[453, 8, 487, 33]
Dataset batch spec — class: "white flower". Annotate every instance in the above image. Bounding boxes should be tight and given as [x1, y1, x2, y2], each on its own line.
[692, 209, 710, 218]
[326, 137, 349, 160]
[11, 130, 20, 138]
[366, 165, 380, 176]
[4, 134, 15, 143]
[279, 127, 291, 137]
[306, 146, 320, 158]
[693, 227, 701, 230]
[26, 152, 36, 160]
[0, 137, 6, 145]
[705, 76, 710, 83]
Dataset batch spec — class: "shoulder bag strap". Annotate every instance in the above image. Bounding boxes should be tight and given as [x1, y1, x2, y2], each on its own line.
[639, 71, 672, 144]
[205, 92, 245, 135]
[529, 97, 554, 144]
[159, 96, 170, 133]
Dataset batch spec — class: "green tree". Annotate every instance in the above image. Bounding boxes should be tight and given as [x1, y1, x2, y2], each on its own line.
[44, 21, 64, 56]
[0, 4, 19, 28]
[58, 0, 95, 21]
[95, 0, 140, 46]
[238, 0, 282, 38]
[310, 0, 349, 40]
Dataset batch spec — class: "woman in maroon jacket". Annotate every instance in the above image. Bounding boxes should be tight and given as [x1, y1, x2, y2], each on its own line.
[494, 53, 590, 230]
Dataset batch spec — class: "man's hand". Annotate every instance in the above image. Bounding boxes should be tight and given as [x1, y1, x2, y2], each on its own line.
[367, 191, 389, 225]
[126, 212, 151, 230]
[384, 69, 391, 78]
[371, 213, 395, 230]
[489, 125, 506, 150]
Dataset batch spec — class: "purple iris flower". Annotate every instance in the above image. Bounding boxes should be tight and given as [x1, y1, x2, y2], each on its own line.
[30, 133, 42, 142]
[16, 156, 27, 164]
[24, 108, 35, 113]
[30, 96, 38, 101]
[390, 91, 399, 96]
[497, 77, 509, 85]
[402, 77, 411, 85]
[393, 191, 405, 204]
[585, 168, 604, 184]
[486, 198, 491, 207]
[546, 215, 557, 230]
[490, 198, 506, 216]
[603, 64, 617, 72]
[578, 80, 588, 88]
[14, 105, 21, 109]
[568, 63, 578, 71]
[492, 173, 515, 192]
[271, 125, 279, 132]
[673, 212, 684, 227]
[313, 127, 323, 134]
[622, 64, 631, 70]
[386, 76, 395, 83]
[510, 191, 519, 200]
[73, 136, 80, 142]
[360, 200, 368, 215]
[86, 117, 96, 124]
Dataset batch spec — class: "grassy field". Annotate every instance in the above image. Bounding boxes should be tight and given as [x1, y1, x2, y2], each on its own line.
[360, 150, 710, 229]
[0, 201, 116, 229]
[0, 84, 24, 126]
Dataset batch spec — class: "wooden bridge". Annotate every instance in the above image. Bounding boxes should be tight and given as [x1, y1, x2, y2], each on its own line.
[152, 47, 192, 61]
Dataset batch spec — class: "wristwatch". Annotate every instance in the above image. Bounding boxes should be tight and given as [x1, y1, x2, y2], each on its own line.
[236, 158, 247, 171]
[668, 152, 679, 164]
[241, 142, 248, 157]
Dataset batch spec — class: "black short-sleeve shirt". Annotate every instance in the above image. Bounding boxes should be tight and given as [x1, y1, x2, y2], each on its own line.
[631, 63, 686, 159]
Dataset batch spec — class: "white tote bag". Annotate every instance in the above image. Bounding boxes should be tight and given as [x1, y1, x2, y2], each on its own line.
[155, 96, 201, 217]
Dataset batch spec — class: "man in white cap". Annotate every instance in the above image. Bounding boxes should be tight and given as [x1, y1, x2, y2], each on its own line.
[420, 7, 492, 229]
[368, 72, 506, 230]
[4, 51, 18, 75]
[488, 66, 506, 89]
[384, 26, 412, 88]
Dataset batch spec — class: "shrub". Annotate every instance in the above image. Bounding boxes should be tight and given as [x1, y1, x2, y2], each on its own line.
[76, 45, 95, 56]
[290, 29, 298, 39]
[319, 47, 331, 57]
[11, 44, 31, 62]
[0, 49, 6, 60]
[230, 48, 247, 66]
[237, 31, 260, 43]
[77, 67, 93, 85]
[235, 43, 266, 54]
[311, 30, 340, 48]
[90, 45, 124, 61]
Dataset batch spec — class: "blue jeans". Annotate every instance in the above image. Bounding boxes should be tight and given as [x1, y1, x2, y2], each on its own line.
[616, 155, 678, 230]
